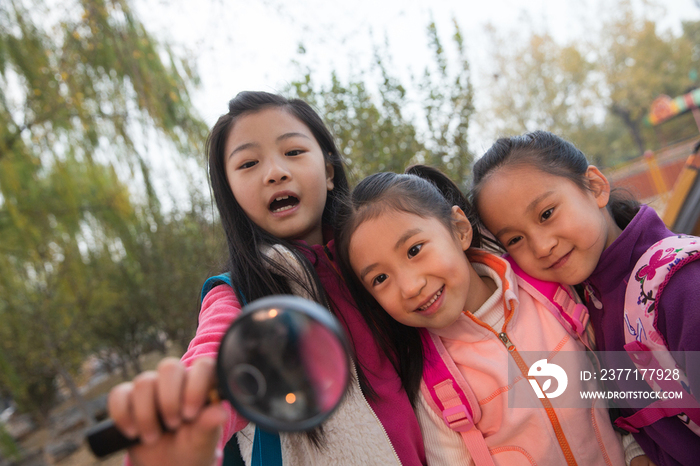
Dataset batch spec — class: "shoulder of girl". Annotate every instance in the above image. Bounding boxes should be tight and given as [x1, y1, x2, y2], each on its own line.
[201, 284, 240, 313]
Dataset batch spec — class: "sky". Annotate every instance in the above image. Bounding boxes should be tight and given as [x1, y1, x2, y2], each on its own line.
[136, 0, 700, 130]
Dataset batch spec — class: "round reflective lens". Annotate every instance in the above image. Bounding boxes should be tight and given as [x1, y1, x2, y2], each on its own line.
[217, 295, 350, 432]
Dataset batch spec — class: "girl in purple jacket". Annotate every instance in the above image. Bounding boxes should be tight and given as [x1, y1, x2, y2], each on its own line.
[471, 130, 700, 466]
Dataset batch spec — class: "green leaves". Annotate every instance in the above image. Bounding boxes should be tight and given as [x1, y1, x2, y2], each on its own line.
[0, 0, 212, 421]
[418, 20, 474, 184]
[478, 0, 700, 166]
[288, 19, 475, 186]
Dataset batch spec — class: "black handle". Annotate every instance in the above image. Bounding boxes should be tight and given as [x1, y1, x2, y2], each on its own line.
[85, 418, 140, 457]
[85, 391, 216, 457]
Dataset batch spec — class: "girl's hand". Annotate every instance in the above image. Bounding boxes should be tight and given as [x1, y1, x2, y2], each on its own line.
[107, 357, 229, 466]
[630, 455, 656, 466]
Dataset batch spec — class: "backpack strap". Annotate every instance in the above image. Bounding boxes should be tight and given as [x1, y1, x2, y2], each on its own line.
[200, 273, 233, 303]
[251, 427, 283, 466]
[617, 235, 700, 435]
[420, 329, 495, 466]
[614, 343, 700, 434]
[503, 256, 590, 347]
[622, 235, 700, 351]
[198, 273, 246, 329]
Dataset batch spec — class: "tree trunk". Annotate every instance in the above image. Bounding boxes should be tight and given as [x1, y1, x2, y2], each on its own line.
[52, 356, 95, 427]
[40, 309, 95, 428]
[129, 353, 143, 375]
[611, 104, 646, 156]
[118, 355, 130, 381]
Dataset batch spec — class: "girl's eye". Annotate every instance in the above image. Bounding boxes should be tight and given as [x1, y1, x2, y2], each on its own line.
[506, 236, 523, 247]
[286, 149, 304, 156]
[239, 160, 257, 169]
[541, 208, 554, 221]
[408, 244, 422, 258]
[372, 274, 388, 286]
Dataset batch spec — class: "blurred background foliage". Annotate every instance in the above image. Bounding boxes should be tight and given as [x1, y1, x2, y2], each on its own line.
[0, 0, 698, 440]
[480, 1, 700, 165]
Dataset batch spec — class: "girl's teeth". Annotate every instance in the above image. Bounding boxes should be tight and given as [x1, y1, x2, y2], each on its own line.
[272, 205, 294, 213]
[275, 196, 289, 201]
[419, 289, 442, 311]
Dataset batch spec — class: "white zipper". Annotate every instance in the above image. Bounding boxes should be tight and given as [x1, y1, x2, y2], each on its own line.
[351, 360, 403, 465]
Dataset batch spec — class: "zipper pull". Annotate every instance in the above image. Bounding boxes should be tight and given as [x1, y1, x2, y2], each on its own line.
[583, 283, 603, 310]
[499, 332, 516, 351]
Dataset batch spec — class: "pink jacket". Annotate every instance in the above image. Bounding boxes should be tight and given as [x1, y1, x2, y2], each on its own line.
[418, 251, 626, 466]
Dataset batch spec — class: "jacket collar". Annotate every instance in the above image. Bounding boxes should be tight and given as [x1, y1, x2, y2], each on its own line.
[586, 205, 666, 295]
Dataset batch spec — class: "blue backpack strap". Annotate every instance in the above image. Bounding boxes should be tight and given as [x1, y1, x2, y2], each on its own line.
[200, 273, 233, 303]
[251, 427, 283, 466]
[200, 274, 282, 465]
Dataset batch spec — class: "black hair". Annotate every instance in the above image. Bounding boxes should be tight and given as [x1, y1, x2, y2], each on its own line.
[334, 165, 482, 406]
[206, 91, 358, 443]
[472, 130, 640, 230]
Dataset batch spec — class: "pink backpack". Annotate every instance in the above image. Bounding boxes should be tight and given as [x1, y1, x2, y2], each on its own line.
[613, 235, 700, 434]
[420, 257, 590, 465]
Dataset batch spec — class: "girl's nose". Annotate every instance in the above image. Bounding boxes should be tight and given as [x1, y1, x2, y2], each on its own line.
[265, 159, 291, 184]
[398, 272, 426, 300]
[532, 235, 557, 259]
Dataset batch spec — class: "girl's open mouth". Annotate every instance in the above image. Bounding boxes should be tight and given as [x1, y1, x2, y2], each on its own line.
[415, 286, 444, 314]
[269, 195, 300, 213]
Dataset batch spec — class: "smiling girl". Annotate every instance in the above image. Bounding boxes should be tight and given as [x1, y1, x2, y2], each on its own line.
[471, 130, 700, 466]
[334, 165, 632, 466]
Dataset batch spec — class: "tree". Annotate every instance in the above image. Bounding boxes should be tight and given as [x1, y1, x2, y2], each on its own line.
[125, 194, 225, 356]
[478, 0, 700, 165]
[415, 20, 475, 184]
[0, 0, 208, 423]
[597, 1, 697, 155]
[288, 20, 476, 185]
[289, 70, 426, 184]
[479, 26, 597, 135]
[0, 153, 139, 422]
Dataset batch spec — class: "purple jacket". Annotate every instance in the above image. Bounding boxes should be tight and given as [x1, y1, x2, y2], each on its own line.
[583, 205, 700, 466]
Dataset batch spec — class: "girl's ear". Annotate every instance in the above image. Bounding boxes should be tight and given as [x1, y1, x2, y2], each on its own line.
[585, 166, 611, 209]
[451, 206, 473, 251]
[326, 160, 335, 191]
